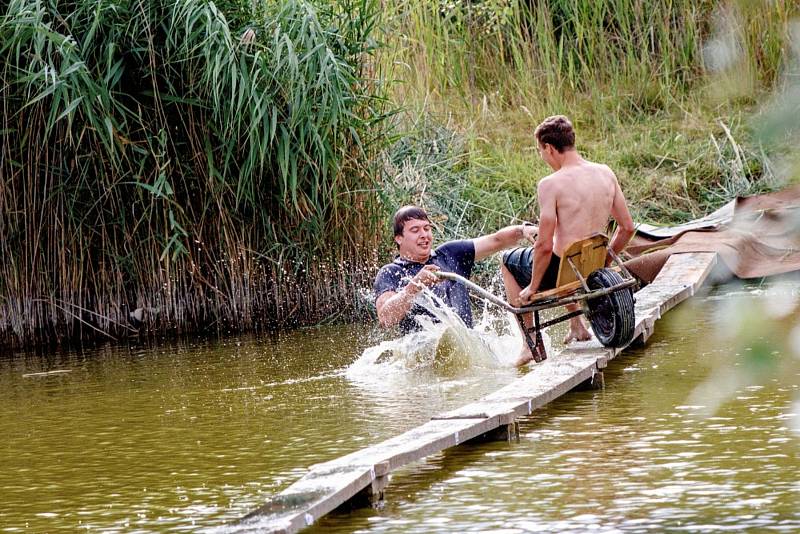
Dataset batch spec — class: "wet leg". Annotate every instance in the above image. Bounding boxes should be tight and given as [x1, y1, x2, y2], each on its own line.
[502, 264, 536, 366]
[563, 303, 592, 344]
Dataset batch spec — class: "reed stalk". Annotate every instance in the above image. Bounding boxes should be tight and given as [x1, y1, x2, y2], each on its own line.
[2, 0, 798, 348]
[1, 0, 388, 348]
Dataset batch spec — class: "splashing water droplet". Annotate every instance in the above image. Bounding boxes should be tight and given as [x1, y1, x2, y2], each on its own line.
[346, 285, 549, 388]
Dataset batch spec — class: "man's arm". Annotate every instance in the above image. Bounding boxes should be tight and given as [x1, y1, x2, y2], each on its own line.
[376, 264, 440, 328]
[520, 180, 556, 302]
[472, 223, 538, 262]
[608, 173, 636, 259]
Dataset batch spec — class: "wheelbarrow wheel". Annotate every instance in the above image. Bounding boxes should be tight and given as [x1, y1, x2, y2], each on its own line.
[586, 268, 635, 348]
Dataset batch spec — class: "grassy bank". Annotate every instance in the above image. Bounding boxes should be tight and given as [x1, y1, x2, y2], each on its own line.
[377, 0, 799, 241]
[1, 0, 798, 348]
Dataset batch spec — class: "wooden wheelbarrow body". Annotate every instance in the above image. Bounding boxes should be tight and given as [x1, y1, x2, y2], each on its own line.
[437, 233, 638, 362]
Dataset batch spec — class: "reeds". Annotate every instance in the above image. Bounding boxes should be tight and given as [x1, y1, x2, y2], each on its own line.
[0, 0, 388, 348]
[382, 0, 796, 114]
[2, 0, 798, 348]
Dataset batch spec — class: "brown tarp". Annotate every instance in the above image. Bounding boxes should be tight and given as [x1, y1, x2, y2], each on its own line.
[624, 185, 800, 283]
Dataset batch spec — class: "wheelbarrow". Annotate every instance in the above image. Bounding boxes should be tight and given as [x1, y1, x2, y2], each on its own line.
[436, 233, 638, 362]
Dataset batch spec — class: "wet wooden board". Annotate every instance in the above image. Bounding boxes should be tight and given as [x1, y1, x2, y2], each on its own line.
[239, 463, 374, 533]
[235, 418, 499, 533]
[434, 348, 610, 428]
[239, 252, 718, 533]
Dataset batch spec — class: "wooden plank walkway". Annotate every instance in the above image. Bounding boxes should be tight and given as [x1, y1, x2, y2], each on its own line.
[236, 252, 718, 533]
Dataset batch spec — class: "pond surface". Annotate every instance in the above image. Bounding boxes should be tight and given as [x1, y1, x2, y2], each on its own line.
[0, 281, 798, 532]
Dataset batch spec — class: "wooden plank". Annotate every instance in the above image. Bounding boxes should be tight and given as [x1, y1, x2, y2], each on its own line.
[432, 399, 533, 425]
[238, 464, 374, 533]
[241, 252, 719, 533]
[483, 350, 607, 409]
[318, 417, 500, 475]
[625, 252, 717, 351]
[632, 309, 659, 345]
[237, 417, 499, 532]
[645, 252, 717, 290]
[556, 234, 609, 286]
[531, 265, 623, 302]
[634, 252, 717, 314]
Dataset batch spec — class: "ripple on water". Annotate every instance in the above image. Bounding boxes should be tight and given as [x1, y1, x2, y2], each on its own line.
[317, 286, 800, 533]
[3, 283, 800, 531]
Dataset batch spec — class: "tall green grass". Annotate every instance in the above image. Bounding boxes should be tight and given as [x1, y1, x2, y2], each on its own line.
[0, 0, 388, 347]
[2, 0, 798, 348]
[378, 0, 798, 227]
[383, 0, 795, 111]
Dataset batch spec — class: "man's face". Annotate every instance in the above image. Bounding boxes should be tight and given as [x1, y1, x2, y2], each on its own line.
[395, 218, 433, 261]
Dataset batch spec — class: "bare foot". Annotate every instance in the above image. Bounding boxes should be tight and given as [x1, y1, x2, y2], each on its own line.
[563, 319, 592, 344]
[513, 347, 534, 367]
[563, 329, 592, 344]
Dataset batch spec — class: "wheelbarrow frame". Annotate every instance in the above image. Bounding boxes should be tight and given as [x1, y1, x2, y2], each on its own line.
[436, 234, 638, 362]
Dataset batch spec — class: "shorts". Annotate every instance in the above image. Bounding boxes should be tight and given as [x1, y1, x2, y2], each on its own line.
[502, 247, 561, 291]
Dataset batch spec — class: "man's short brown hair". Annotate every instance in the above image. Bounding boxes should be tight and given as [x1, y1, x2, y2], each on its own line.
[393, 205, 429, 237]
[534, 115, 575, 153]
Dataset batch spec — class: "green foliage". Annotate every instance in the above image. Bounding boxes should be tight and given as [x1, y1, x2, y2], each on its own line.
[3, 0, 799, 347]
[0, 0, 389, 346]
[378, 0, 798, 229]
[381, 116, 536, 244]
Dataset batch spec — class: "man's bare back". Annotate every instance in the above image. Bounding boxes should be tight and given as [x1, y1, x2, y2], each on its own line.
[540, 160, 625, 256]
[502, 115, 635, 366]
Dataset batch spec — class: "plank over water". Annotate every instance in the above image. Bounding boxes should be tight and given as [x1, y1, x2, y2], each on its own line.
[237, 252, 718, 533]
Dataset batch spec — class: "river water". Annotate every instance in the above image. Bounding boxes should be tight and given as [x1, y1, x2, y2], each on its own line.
[1, 281, 798, 532]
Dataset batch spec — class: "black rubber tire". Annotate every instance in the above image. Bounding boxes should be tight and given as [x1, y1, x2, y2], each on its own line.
[586, 268, 635, 348]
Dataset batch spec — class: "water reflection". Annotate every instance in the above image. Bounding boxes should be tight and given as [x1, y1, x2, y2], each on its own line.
[315, 284, 800, 533]
[0, 282, 798, 532]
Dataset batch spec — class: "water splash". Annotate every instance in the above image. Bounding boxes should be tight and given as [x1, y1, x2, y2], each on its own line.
[347, 285, 550, 386]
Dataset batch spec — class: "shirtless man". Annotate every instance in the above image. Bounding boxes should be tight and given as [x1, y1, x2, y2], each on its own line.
[501, 115, 635, 366]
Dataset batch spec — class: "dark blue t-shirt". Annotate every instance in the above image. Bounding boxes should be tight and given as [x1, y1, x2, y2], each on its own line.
[373, 240, 476, 333]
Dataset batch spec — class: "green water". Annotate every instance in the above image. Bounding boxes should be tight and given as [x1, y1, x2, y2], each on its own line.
[0, 325, 519, 531]
[1, 284, 798, 532]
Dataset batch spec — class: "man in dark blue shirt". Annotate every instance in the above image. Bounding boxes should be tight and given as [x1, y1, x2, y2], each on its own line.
[374, 206, 538, 333]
